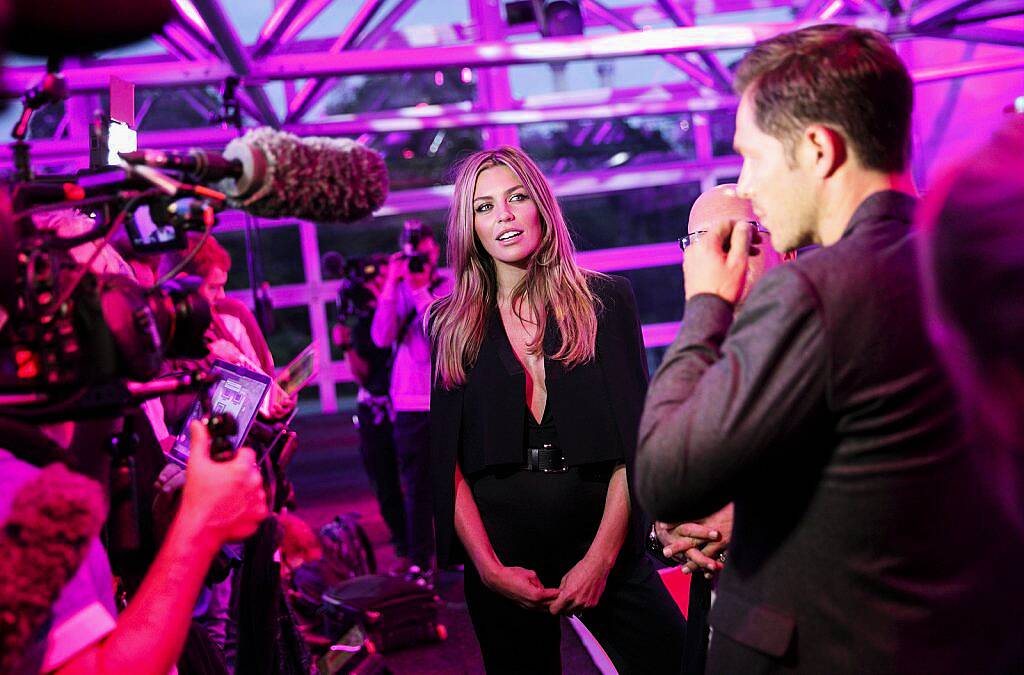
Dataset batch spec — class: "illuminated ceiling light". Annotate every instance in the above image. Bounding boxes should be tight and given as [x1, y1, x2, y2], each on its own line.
[607, 151, 630, 167]
[461, 67, 474, 84]
[434, 70, 445, 86]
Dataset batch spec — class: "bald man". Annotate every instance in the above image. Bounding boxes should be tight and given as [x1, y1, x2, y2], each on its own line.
[684, 183, 788, 309]
[653, 185, 790, 571]
[654, 184, 790, 672]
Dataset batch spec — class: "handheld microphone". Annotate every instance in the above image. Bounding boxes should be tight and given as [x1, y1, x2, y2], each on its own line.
[120, 128, 390, 223]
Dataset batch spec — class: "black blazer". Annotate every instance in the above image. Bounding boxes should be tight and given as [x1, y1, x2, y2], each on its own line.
[430, 274, 649, 568]
[637, 192, 1024, 674]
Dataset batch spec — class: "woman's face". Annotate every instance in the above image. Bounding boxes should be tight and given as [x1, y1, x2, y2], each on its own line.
[472, 164, 542, 268]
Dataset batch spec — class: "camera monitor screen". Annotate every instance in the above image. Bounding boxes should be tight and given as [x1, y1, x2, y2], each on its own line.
[167, 359, 272, 466]
[126, 203, 184, 253]
[277, 340, 319, 397]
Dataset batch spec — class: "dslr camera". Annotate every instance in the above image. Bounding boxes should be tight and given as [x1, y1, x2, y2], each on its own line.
[399, 219, 432, 274]
[330, 253, 387, 326]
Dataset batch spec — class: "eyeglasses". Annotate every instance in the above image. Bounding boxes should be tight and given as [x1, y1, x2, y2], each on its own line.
[677, 222, 769, 251]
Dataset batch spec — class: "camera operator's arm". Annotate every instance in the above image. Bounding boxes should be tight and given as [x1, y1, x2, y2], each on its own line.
[55, 422, 267, 675]
[333, 323, 372, 386]
[370, 253, 409, 348]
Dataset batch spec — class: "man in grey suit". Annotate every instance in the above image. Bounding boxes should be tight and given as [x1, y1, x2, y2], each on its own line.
[636, 25, 1024, 674]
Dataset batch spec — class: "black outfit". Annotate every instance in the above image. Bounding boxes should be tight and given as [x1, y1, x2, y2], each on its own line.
[637, 192, 1024, 674]
[431, 275, 685, 674]
[391, 410, 432, 567]
[350, 317, 407, 555]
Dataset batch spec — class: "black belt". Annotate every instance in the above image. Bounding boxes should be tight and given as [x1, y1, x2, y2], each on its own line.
[524, 444, 568, 473]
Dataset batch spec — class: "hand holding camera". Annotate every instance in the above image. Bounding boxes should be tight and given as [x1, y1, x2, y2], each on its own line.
[177, 420, 268, 550]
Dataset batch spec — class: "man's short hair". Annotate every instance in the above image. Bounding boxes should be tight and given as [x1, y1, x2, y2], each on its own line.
[734, 24, 913, 173]
[161, 232, 232, 279]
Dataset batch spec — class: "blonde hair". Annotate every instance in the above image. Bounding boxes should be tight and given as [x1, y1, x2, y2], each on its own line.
[429, 146, 602, 389]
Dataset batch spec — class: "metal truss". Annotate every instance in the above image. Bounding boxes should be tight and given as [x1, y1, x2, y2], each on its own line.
[2, 0, 1021, 412]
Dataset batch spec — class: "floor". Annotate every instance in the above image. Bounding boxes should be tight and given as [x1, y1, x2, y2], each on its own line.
[286, 412, 604, 674]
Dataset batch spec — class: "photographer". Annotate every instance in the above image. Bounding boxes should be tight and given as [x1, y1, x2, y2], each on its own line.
[371, 221, 451, 582]
[331, 254, 409, 565]
[0, 420, 267, 675]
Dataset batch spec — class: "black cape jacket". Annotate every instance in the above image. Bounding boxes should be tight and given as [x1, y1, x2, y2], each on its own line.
[429, 274, 650, 568]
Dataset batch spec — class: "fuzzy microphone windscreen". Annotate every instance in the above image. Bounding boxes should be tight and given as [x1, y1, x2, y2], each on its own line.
[231, 128, 389, 223]
[0, 464, 107, 673]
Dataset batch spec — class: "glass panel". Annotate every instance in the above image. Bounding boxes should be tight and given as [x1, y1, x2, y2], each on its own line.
[218, 225, 304, 291]
[519, 115, 696, 175]
[363, 128, 483, 191]
[335, 381, 360, 414]
[317, 209, 449, 270]
[616, 266, 684, 326]
[324, 68, 477, 114]
[136, 87, 260, 132]
[561, 182, 702, 251]
[266, 305, 312, 366]
[711, 110, 738, 157]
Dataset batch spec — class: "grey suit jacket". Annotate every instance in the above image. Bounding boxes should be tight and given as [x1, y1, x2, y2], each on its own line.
[637, 191, 1024, 674]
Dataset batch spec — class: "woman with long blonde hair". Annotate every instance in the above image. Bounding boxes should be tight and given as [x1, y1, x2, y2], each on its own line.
[429, 147, 685, 673]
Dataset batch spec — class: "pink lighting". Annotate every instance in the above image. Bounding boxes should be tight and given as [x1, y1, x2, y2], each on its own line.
[170, 0, 214, 42]
[434, 70, 445, 86]
[819, 0, 845, 20]
[461, 67, 474, 83]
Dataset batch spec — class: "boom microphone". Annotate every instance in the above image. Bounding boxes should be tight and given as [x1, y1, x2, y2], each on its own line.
[121, 128, 389, 223]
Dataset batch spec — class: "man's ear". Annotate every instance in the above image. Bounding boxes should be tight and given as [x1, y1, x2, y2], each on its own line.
[801, 124, 847, 179]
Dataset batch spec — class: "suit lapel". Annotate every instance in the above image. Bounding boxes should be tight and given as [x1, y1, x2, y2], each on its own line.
[486, 309, 523, 376]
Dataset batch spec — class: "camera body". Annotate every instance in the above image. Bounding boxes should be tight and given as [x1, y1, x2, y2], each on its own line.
[399, 219, 431, 274]
[0, 192, 211, 420]
[336, 253, 387, 326]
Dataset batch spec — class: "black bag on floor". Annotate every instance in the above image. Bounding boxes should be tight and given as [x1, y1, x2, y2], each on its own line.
[288, 513, 376, 624]
[322, 575, 446, 654]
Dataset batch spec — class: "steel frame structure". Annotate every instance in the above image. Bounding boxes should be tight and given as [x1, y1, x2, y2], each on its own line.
[2, 0, 1021, 412]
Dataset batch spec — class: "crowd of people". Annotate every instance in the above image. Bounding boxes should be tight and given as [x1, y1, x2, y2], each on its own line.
[2, 21, 1023, 675]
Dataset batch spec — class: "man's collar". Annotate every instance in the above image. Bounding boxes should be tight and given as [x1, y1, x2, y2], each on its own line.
[841, 190, 918, 240]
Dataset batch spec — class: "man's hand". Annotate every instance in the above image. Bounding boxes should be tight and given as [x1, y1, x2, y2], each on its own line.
[482, 565, 560, 611]
[656, 503, 734, 579]
[265, 381, 297, 420]
[549, 554, 612, 616]
[178, 421, 268, 549]
[384, 252, 409, 289]
[406, 263, 432, 291]
[683, 220, 754, 304]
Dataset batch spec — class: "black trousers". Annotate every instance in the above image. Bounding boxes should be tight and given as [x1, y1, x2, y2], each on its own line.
[355, 402, 407, 557]
[392, 411, 435, 569]
[463, 467, 686, 674]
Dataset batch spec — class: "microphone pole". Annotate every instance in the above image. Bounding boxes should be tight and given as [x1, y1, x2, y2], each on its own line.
[217, 76, 275, 336]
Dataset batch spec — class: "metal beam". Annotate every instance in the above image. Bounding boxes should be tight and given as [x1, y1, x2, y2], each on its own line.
[258, 21, 803, 80]
[253, 0, 331, 58]
[0, 83, 732, 163]
[912, 52, 1024, 82]
[469, 0, 519, 149]
[583, 0, 718, 90]
[909, 0, 983, 28]
[656, 0, 735, 91]
[955, 0, 1024, 24]
[190, 0, 281, 128]
[288, 90, 737, 135]
[284, 0, 421, 124]
[7, 19, 883, 94]
[919, 24, 1024, 46]
[285, 0, 390, 124]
